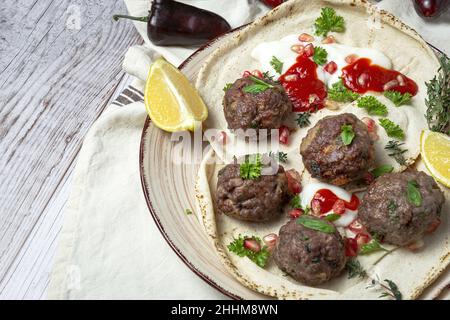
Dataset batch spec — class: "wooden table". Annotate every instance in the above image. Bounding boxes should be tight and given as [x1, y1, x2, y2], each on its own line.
[0, 0, 141, 299]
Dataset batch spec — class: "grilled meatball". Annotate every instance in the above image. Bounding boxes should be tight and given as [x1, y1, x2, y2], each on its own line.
[216, 163, 289, 222]
[358, 171, 444, 246]
[273, 218, 346, 285]
[223, 77, 292, 130]
[300, 113, 374, 186]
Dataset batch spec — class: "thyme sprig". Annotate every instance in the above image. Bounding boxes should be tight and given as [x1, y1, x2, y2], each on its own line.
[384, 140, 408, 165]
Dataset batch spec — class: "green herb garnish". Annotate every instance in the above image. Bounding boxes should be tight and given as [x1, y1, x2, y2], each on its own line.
[290, 194, 302, 209]
[341, 124, 355, 146]
[407, 180, 422, 207]
[297, 216, 335, 233]
[346, 259, 367, 279]
[384, 91, 412, 106]
[313, 46, 328, 65]
[269, 151, 288, 163]
[185, 209, 193, 215]
[324, 213, 341, 222]
[295, 111, 311, 128]
[359, 239, 386, 255]
[270, 56, 283, 74]
[385, 140, 408, 165]
[314, 7, 345, 37]
[327, 80, 360, 102]
[425, 54, 450, 135]
[357, 96, 388, 116]
[239, 154, 262, 180]
[223, 83, 232, 92]
[243, 76, 274, 94]
[371, 165, 394, 178]
[227, 235, 270, 268]
[379, 118, 405, 140]
[379, 280, 403, 300]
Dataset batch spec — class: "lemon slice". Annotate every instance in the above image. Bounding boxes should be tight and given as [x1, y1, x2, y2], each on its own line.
[420, 130, 450, 187]
[144, 57, 208, 132]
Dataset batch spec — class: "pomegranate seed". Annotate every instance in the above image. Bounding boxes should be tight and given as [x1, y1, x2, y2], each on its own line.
[217, 131, 227, 145]
[345, 237, 358, 257]
[396, 75, 406, 86]
[383, 79, 399, 91]
[251, 70, 263, 78]
[407, 239, 424, 251]
[324, 61, 338, 74]
[345, 54, 359, 64]
[357, 73, 369, 86]
[322, 35, 336, 44]
[285, 169, 302, 194]
[332, 200, 346, 214]
[364, 172, 375, 185]
[243, 238, 261, 252]
[279, 126, 290, 145]
[361, 117, 376, 132]
[356, 233, 371, 248]
[426, 217, 441, 233]
[263, 233, 278, 248]
[348, 219, 365, 235]
[298, 33, 314, 42]
[288, 208, 304, 219]
[290, 44, 304, 54]
[242, 70, 252, 77]
[284, 74, 298, 82]
[311, 199, 321, 216]
[304, 43, 315, 57]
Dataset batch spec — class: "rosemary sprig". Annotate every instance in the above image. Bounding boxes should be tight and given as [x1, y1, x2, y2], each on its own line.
[269, 151, 288, 163]
[295, 112, 311, 128]
[384, 140, 407, 165]
[425, 54, 450, 135]
[345, 259, 367, 279]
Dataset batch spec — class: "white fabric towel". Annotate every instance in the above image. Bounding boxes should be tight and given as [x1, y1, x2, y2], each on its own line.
[48, 0, 449, 299]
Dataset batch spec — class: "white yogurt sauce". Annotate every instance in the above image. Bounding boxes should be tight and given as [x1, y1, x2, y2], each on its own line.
[251, 34, 392, 88]
[300, 182, 359, 227]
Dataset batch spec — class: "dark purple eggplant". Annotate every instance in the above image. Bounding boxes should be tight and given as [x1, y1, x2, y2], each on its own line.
[113, 0, 231, 46]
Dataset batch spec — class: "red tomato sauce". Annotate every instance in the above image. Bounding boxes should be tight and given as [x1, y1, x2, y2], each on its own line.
[341, 58, 418, 95]
[313, 189, 359, 214]
[279, 54, 327, 112]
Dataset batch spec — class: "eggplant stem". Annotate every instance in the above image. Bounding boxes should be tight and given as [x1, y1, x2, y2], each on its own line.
[112, 14, 148, 23]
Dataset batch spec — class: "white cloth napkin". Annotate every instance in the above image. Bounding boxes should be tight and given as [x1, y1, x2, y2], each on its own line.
[48, 0, 449, 299]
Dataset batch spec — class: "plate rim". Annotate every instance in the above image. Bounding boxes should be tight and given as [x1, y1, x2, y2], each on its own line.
[138, 25, 445, 300]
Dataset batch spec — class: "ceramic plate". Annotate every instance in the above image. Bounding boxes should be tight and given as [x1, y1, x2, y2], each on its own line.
[139, 28, 446, 300]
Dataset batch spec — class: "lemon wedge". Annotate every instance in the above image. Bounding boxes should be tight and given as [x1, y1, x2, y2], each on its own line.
[144, 57, 208, 132]
[420, 130, 450, 187]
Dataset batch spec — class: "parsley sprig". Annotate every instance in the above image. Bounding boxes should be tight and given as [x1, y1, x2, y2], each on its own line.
[227, 235, 270, 268]
[384, 90, 412, 106]
[314, 7, 345, 37]
[425, 54, 450, 135]
[313, 46, 328, 65]
[357, 96, 388, 116]
[243, 76, 274, 94]
[239, 154, 262, 180]
[379, 118, 405, 140]
[341, 124, 355, 146]
[270, 56, 283, 74]
[327, 80, 360, 102]
[385, 140, 408, 166]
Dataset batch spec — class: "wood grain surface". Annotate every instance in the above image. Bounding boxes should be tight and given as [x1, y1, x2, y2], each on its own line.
[0, 0, 141, 298]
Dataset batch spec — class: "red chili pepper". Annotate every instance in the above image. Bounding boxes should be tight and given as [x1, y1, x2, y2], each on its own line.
[345, 237, 358, 257]
[279, 126, 290, 145]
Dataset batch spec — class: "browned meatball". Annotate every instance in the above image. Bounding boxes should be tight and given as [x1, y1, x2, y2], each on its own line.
[223, 77, 292, 130]
[216, 163, 289, 222]
[358, 171, 444, 246]
[273, 218, 346, 286]
[300, 113, 374, 185]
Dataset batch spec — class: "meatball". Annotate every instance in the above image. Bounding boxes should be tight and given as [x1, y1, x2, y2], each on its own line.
[223, 77, 292, 130]
[300, 113, 374, 186]
[273, 218, 346, 285]
[216, 163, 289, 222]
[358, 171, 444, 246]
